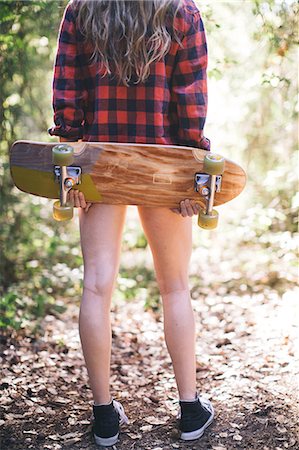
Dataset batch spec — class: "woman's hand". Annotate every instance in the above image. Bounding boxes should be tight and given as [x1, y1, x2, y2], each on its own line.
[171, 199, 200, 217]
[68, 190, 92, 213]
[58, 139, 92, 212]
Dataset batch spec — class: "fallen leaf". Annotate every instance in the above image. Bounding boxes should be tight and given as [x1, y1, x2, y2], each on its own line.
[61, 432, 83, 440]
[276, 414, 286, 424]
[229, 422, 241, 429]
[219, 432, 228, 438]
[127, 432, 142, 439]
[276, 425, 287, 434]
[64, 437, 81, 444]
[48, 434, 59, 441]
[233, 434, 243, 441]
[256, 417, 269, 425]
[47, 387, 58, 395]
[50, 397, 71, 404]
[144, 415, 169, 425]
[140, 424, 153, 432]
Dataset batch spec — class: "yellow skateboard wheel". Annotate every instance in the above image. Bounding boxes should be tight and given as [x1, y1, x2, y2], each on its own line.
[52, 144, 74, 166]
[203, 153, 225, 175]
[198, 209, 218, 230]
[53, 200, 73, 221]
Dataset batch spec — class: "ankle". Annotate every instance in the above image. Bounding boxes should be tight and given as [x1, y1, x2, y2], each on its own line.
[179, 392, 198, 402]
[93, 394, 112, 405]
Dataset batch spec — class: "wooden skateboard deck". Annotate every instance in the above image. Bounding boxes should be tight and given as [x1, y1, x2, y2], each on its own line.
[10, 140, 246, 209]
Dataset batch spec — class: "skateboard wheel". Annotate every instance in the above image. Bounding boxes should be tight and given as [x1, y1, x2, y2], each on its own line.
[203, 153, 225, 175]
[198, 209, 218, 230]
[52, 144, 74, 166]
[53, 200, 73, 221]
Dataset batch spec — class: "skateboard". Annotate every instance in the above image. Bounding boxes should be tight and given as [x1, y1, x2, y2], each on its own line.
[10, 140, 246, 229]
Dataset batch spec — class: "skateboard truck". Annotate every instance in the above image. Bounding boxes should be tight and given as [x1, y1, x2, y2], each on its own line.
[52, 144, 76, 221]
[195, 153, 225, 230]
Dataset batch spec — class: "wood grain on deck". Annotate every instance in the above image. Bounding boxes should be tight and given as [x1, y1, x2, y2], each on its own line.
[10, 141, 246, 207]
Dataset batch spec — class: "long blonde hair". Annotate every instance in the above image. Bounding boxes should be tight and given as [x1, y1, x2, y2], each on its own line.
[74, 0, 181, 85]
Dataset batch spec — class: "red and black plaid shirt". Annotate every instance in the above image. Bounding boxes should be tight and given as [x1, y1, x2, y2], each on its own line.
[49, 0, 210, 150]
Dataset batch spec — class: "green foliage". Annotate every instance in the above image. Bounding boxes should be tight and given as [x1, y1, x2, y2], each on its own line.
[205, 0, 297, 232]
[118, 267, 160, 312]
[0, 192, 82, 330]
[0, 1, 67, 142]
[0, 0, 71, 332]
[0, 292, 22, 330]
[0, 1, 298, 333]
[252, 0, 298, 57]
[245, 1, 298, 233]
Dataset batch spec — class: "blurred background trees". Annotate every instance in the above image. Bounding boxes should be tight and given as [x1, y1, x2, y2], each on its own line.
[0, 0, 298, 332]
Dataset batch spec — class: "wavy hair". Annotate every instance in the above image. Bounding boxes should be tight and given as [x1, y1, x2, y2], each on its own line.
[74, 0, 181, 85]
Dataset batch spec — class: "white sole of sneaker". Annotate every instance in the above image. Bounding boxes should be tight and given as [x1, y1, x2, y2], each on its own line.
[180, 398, 215, 441]
[94, 432, 119, 447]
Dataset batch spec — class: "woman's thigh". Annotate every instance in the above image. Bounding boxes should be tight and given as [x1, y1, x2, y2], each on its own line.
[137, 206, 192, 295]
[79, 204, 127, 296]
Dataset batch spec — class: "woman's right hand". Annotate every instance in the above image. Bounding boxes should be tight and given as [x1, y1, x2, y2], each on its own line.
[171, 199, 200, 217]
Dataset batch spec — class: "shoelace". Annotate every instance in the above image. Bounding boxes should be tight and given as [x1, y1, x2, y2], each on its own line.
[113, 400, 129, 425]
[200, 397, 213, 414]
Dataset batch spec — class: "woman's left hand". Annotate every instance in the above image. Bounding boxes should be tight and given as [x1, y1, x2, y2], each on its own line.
[68, 190, 92, 213]
[171, 199, 200, 217]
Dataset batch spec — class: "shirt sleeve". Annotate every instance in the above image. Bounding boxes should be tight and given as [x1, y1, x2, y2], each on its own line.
[48, 4, 86, 140]
[171, 11, 210, 150]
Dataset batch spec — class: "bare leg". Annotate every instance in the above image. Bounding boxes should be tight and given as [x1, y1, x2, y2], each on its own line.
[138, 207, 196, 401]
[79, 204, 127, 404]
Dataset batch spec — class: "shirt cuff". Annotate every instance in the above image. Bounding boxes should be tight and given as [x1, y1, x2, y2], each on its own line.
[48, 117, 83, 140]
[199, 136, 210, 151]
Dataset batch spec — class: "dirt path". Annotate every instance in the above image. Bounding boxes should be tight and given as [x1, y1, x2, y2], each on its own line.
[1, 205, 299, 449]
[1, 286, 298, 450]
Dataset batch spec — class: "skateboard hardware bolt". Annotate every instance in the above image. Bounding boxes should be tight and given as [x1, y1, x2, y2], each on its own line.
[54, 166, 82, 185]
[201, 187, 209, 196]
[194, 174, 222, 194]
[65, 178, 74, 189]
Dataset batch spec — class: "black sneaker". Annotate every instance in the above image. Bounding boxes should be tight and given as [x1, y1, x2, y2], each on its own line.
[92, 400, 128, 447]
[178, 395, 214, 441]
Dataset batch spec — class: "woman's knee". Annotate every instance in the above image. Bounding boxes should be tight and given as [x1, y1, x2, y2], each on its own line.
[158, 278, 190, 298]
[83, 282, 114, 301]
[83, 266, 118, 300]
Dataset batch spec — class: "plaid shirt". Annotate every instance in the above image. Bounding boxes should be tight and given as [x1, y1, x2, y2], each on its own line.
[49, 0, 210, 150]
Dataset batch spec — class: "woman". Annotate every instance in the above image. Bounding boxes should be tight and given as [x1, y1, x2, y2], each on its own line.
[49, 0, 214, 446]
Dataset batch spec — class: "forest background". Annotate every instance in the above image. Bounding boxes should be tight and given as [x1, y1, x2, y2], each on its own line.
[0, 0, 297, 332]
[0, 1, 298, 450]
